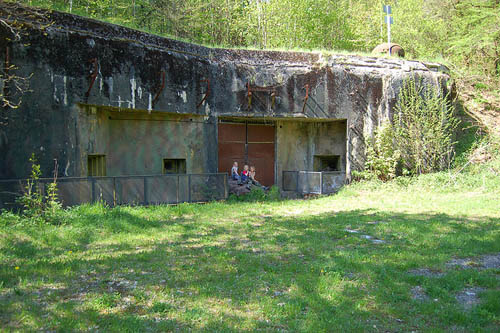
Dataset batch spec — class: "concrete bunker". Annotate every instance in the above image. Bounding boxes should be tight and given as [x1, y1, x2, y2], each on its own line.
[0, 3, 451, 206]
[78, 103, 347, 190]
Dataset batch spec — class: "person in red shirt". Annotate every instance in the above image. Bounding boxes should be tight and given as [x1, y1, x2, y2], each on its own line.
[241, 164, 250, 183]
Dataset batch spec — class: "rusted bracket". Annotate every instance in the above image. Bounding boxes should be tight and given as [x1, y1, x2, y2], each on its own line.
[302, 84, 309, 113]
[152, 70, 166, 107]
[197, 78, 210, 108]
[247, 81, 252, 109]
[85, 58, 98, 98]
[247, 82, 277, 110]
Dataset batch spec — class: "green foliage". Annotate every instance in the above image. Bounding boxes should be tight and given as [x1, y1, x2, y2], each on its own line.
[360, 78, 460, 180]
[449, 0, 500, 77]
[15, 154, 63, 224]
[87, 292, 121, 310]
[44, 178, 63, 224]
[16, 153, 44, 220]
[364, 122, 401, 181]
[393, 78, 460, 175]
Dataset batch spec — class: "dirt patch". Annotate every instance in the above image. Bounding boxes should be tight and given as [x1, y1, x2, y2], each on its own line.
[455, 287, 484, 310]
[457, 78, 500, 136]
[481, 253, 500, 269]
[446, 258, 482, 269]
[408, 268, 444, 278]
[446, 253, 500, 270]
[410, 286, 429, 302]
[469, 145, 492, 164]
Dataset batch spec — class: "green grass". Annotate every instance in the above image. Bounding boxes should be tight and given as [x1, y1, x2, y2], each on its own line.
[1, 162, 499, 332]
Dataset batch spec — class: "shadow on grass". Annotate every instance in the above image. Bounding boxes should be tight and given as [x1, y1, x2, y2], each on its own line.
[0, 207, 499, 331]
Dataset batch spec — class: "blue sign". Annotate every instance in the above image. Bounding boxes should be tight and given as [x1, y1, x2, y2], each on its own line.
[385, 15, 394, 25]
[383, 5, 392, 14]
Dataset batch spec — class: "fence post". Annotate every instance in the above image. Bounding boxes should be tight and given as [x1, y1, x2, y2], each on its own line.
[113, 177, 117, 207]
[143, 176, 148, 205]
[296, 171, 299, 194]
[223, 174, 228, 199]
[91, 177, 96, 203]
[319, 172, 323, 195]
[188, 174, 192, 203]
[282, 171, 284, 191]
[176, 175, 180, 204]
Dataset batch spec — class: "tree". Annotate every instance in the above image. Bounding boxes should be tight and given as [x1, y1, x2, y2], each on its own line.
[449, 0, 500, 76]
[1, 3, 33, 110]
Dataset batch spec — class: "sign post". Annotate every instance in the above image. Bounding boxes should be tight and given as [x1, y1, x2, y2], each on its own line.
[383, 5, 393, 56]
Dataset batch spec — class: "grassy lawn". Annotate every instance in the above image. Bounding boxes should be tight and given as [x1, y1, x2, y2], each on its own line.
[0, 171, 499, 331]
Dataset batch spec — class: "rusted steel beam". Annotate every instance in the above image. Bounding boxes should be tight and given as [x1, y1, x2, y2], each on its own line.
[246, 82, 277, 110]
[85, 58, 98, 98]
[302, 84, 309, 113]
[197, 78, 210, 108]
[249, 86, 276, 92]
[247, 81, 252, 109]
[152, 70, 166, 107]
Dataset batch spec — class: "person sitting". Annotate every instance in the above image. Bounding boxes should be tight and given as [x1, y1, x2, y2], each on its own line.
[231, 161, 240, 181]
[249, 166, 268, 190]
[240, 164, 250, 184]
[249, 166, 260, 185]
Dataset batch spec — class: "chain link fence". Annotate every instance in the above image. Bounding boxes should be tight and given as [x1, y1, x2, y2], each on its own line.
[0, 173, 228, 210]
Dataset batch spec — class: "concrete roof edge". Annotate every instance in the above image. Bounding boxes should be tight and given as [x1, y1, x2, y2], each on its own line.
[0, 2, 450, 74]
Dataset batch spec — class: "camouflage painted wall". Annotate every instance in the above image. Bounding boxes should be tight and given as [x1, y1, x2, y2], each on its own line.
[0, 4, 451, 184]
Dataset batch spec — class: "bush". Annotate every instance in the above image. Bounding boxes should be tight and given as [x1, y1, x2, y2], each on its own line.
[364, 122, 401, 181]
[16, 153, 44, 219]
[15, 153, 63, 224]
[393, 77, 459, 175]
[361, 77, 459, 181]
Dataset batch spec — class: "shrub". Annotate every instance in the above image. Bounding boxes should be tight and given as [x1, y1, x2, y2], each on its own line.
[361, 77, 459, 181]
[364, 122, 401, 181]
[15, 154, 63, 224]
[393, 77, 459, 175]
[16, 153, 44, 219]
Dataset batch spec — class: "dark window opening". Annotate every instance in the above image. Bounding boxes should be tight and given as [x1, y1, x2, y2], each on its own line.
[163, 159, 186, 174]
[314, 155, 340, 172]
[88, 155, 106, 176]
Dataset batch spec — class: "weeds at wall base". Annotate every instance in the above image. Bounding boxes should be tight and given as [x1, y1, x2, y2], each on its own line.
[12, 153, 64, 225]
[227, 185, 281, 203]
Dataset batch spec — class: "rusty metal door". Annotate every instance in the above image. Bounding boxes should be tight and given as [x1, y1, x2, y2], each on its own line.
[218, 122, 246, 182]
[218, 122, 275, 186]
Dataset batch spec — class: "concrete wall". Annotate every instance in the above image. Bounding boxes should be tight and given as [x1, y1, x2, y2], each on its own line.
[276, 120, 346, 188]
[77, 105, 217, 177]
